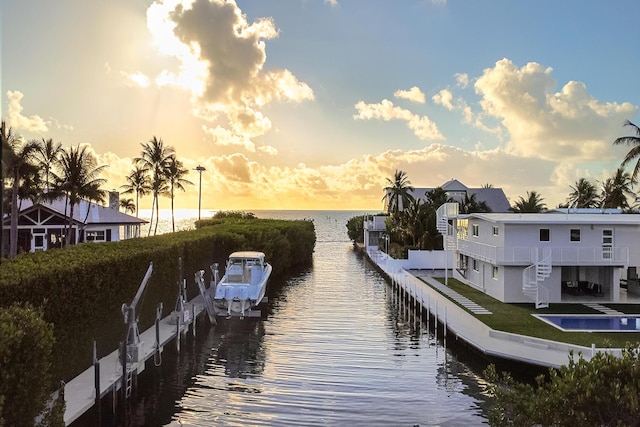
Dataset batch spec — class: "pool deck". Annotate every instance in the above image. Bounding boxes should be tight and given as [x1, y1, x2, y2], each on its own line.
[364, 249, 623, 368]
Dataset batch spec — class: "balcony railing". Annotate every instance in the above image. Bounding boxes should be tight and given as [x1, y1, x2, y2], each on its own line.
[457, 239, 629, 266]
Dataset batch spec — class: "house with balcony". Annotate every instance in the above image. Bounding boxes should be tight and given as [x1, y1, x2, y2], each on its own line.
[437, 203, 640, 307]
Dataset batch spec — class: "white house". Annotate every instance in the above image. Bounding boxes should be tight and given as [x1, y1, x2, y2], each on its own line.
[2, 193, 146, 253]
[438, 204, 640, 307]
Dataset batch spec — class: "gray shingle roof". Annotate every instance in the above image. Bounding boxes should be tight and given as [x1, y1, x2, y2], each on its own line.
[18, 199, 147, 225]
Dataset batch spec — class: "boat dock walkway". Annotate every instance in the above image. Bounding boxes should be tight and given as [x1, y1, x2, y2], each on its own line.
[366, 249, 621, 368]
[63, 294, 208, 426]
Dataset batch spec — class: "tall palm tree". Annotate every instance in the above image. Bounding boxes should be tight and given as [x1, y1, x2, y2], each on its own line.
[165, 157, 193, 232]
[382, 169, 414, 218]
[135, 137, 174, 236]
[613, 120, 640, 183]
[512, 191, 546, 213]
[567, 178, 599, 208]
[120, 166, 151, 218]
[34, 138, 62, 192]
[4, 136, 39, 257]
[55, 145, 107, 246]
[600, 168, 635, 210]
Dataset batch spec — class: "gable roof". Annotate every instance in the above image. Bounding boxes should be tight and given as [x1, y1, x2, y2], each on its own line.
[406, 180, 511, 213]
[10, 199, 147, 226]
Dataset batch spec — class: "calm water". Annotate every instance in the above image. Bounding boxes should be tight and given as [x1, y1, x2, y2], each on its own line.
[96, 210, 493, 426]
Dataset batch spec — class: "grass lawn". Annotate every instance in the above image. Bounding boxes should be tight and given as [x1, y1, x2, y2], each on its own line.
[419, 277, 640, 348]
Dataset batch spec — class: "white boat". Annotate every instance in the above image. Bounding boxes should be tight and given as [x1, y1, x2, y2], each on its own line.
[213, 251, 272, 317]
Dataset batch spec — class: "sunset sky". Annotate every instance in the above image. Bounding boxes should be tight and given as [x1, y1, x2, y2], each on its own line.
[2, 0, 639, 212]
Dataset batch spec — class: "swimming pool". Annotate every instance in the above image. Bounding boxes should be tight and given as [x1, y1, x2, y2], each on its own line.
[535, 315, 640, 332]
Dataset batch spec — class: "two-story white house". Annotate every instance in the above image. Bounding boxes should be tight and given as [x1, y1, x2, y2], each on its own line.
[439, 205, 640, 307]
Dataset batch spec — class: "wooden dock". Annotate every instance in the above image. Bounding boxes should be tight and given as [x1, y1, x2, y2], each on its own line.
[63, 294, 208, 426]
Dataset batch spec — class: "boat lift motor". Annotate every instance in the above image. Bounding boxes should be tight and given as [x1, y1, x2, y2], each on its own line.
[121, 262, 153, 364]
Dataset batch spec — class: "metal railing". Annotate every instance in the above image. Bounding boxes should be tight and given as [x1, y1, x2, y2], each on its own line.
[457, 239, 629, 266]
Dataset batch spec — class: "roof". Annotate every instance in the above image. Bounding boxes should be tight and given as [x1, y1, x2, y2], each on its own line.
[462, 212, 640, 225]
[15, 199, 147, 225]
[408, 180, 511, 213]
[229, 251, 266, 259]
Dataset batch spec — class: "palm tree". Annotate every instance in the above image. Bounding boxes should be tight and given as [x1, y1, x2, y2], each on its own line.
[613, 120, 640, 183]
[135, 137, 174, 236]
[459, 192, 492, 214]
[119, 198, 136, 215]
[382, 169, 414, 218]
[120, 166, 151, 218]
[4, 136, 39, 257]
[34, 138, 62, 192]
[55, 145, 107, 246]
[567, 178, 599, 208]
[512, 191, 546, 213]
[600, 168, 635, 210]
[165, 157, 193, 232]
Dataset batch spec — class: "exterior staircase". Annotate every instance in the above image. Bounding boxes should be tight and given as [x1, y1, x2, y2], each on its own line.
[436, 203, 458, 250]
[522, 248, 551, 309]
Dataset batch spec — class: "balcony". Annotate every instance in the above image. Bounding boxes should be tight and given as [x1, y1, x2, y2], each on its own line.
[457, 239, 629, 266]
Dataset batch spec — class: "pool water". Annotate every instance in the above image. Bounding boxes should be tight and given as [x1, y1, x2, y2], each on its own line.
[536, 315, 640, 332]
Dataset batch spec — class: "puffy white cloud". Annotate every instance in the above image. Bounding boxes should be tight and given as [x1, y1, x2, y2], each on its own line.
[475, 58, 637, 161]
[432, 89, 454, 110]
[6, 90, 49, 133]
[353, 99, 444, 141]
[146, 0, 314, 143]
[394, 86, 426, 104]
[455, 73, 469, 88]
[121, 71, 151, 88]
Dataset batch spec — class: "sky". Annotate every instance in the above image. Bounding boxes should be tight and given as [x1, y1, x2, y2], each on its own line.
[2, 0, 639, 212]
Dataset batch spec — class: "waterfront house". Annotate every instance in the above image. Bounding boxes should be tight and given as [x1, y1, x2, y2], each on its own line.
[384, 179, 512, 213]
[2, 192, 146, 253]
[440, 205, 640, 307]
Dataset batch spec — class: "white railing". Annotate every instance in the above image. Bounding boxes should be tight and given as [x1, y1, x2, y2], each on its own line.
[458, 239, 629, 266]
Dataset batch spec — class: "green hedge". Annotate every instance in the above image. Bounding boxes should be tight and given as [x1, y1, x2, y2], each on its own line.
[0, 304, 63, 427]
[0, 218, 315, 383]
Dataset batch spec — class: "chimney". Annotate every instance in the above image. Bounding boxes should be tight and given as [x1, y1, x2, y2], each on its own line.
[109, 190, 119, 210]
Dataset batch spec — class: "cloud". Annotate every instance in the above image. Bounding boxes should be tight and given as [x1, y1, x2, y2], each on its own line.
[146, 0, 314, 143]
[474, 58, 637, 162]
[394, 86, 426, 104]
[353, 99, 444, 141]
[455, 73, 469, 88]
[432, 89, 454, 110]
[6, 90, 49, 133]
[121, 71, 151, 88]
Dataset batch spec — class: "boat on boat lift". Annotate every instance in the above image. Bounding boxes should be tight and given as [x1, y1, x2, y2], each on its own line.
[213, 251, 272, 318]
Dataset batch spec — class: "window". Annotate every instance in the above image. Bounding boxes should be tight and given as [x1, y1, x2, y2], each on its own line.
[86, 230, 106, 242]
[472, 259, 479, 271]
[539, 228, 550, 242]
[492, 265, 498, 279]
[570, 229, 580, 242]
[492, 226, 499, 236]
[602, 229, 613, 259]
[472, 224, 479, 237]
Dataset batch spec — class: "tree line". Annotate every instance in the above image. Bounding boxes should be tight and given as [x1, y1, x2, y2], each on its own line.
[0, 120, 193, 258]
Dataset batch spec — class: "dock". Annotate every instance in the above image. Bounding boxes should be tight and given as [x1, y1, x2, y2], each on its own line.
[364, 248, 622, 369]
[63, 294, 208, 426]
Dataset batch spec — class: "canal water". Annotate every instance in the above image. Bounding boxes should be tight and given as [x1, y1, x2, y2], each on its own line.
[95, 210, 495, 426]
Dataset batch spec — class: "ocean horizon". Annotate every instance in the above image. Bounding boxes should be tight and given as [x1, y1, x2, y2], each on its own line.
[136, 208, 375, 235]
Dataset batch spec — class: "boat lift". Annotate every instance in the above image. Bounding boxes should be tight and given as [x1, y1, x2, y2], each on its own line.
[121, 262, 153, 366]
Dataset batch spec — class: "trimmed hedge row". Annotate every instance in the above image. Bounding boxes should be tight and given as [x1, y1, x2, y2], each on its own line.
[0, 218, 315, 383]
